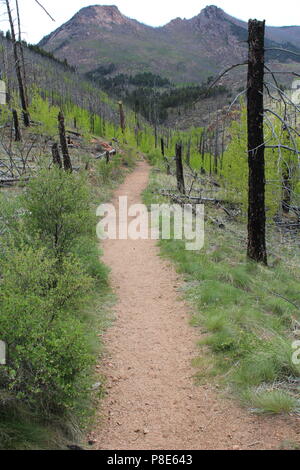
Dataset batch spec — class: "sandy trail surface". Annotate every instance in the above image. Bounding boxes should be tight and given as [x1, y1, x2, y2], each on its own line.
[91, 161, 299, 450]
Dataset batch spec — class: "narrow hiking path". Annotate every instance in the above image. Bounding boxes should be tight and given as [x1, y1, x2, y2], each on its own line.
[91, 161, 299, 450]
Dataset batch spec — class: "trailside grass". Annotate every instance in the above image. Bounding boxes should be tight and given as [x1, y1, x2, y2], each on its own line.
[143, 169, 300, 415]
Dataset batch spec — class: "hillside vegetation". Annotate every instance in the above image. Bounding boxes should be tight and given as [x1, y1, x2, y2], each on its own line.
[0, 3, 300, 450]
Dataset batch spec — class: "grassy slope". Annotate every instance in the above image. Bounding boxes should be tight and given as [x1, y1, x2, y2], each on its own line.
[143, 169, 300, 415]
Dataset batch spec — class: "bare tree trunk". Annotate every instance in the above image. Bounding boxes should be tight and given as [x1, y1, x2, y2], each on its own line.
[5, 0, 30, 127]
[118, 101, 126, 134]
[282, 163, 292, 214]
[161, 137, 171, 175]
[15, 0, 28, 107]
[175, 143, 185, 194]
[281, 125, 292, 214]
[2, 41, 11, 104]
[247, 19, 267, 265]
[213, 115, 219, 174]
[154, 123, 158, 148]
[58, 111, 72, 172]
[52, 143, 62, 168]
[12, 109, 21, 141]
[220, 124, 225, 171]
[186, 138, 191, 167]
[161, 137, 165, 158]
[200, 130, 206, 174]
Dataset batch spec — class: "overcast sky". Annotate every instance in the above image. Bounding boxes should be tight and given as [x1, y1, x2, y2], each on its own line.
[0, 0, 300, 44]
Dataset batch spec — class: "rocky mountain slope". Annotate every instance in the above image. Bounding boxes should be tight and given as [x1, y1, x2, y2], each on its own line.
[39, 4, 300, 83]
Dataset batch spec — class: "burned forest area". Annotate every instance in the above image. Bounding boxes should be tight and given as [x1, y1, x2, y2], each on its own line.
[0, 0, 300, 455]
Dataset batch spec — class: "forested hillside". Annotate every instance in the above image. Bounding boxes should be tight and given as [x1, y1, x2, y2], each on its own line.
[0, 33, 117, 126]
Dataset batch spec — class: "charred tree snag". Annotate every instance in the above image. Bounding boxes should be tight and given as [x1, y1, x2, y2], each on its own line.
[161, 137, 171, 175]
[52, 143, 62, 169]
[118, 101, 126, 134]
[282, 163, 292, 214]
[281, 125, 292, 214]
[58, 112, 72, 172]
[5, 0, 30, 127]
[175, 143, 185, 195]
[15, 0, 29, 108]
[247, 19, 267, 265]
[161, 137, 165, 158]
[186, 138, 191, 167]
[12, 109, 21, 142]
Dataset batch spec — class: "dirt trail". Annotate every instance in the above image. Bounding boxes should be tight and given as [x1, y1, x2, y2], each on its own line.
[92, 161, 299, 450]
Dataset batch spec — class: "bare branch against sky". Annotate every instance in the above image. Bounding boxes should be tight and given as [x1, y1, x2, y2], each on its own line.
[34, 0, 55, 22]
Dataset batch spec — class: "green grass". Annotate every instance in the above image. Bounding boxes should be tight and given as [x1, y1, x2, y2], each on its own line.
[242, 389, 300, 414]
[143, 169, 300, 415]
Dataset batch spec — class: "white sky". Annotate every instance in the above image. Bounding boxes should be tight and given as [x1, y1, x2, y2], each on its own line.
[0, 0, 300, 44]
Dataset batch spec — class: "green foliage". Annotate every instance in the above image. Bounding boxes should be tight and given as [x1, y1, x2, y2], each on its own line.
[0, 165, 112, 449]
[144, 170, 300, 414]
[88, 67, 227, 124]
[88, 69, 171, 88]
[220, 105, 300, 219]
[22, 168, 94, 257]
[70, 237, 109, 287]
[242, 389, 299, 414]
[0, 246, 93, 411]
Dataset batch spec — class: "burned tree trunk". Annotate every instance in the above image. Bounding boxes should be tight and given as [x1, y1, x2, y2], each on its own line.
[161, 137, 165, 158]
[186, 138, 191, 167]
[213, 115, 219, 175]
[200, 130, 206, 174]
[12, 109, 21, 142]
[118, 101, 126, 134]
[247, 19, 267, 265]
[282, 163, 292, 214]
[5, 0, 30, 127]
[58, 112, 72, 172]
[175, 143, 185, 194]
[15, 0, 29, 108]
[161, 137, 171, 175]
[281, 125, 293, 214]
[52, 143, 62, 169]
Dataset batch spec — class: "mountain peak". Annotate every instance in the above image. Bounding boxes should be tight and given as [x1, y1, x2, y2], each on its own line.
[74, 4, 127, 25]
[200, 5, 225, 19]
[39, 4, 300, 82]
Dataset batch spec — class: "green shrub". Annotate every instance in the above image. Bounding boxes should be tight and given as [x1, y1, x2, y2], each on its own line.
[71, 236, 109, 286]
[0, 245, 94, 413]
[22, 168, 94, 258]
[0, 155, 115, 449]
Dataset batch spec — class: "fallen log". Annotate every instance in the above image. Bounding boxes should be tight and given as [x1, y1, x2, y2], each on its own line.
[66, 129, 82, 137]
[0, 176, 31, 186]
[96, 149, 116, 160]
[158, 190, 229, 205]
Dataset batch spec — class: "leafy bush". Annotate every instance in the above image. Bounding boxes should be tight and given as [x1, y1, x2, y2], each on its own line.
[0, 166, 110, 448]
[22, 168, 94, 258]
[0, 245, 94, 413]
